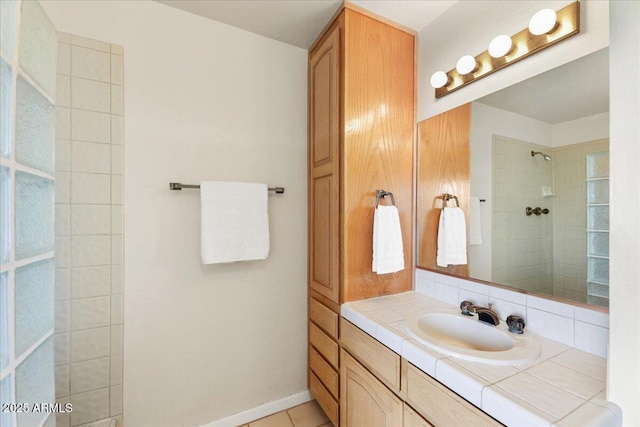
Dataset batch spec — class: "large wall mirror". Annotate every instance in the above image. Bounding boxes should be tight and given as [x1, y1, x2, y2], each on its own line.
[417, 48, 610, 309]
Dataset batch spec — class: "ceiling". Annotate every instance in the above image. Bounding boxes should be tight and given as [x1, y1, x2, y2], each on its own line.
[156, 0, 456, 49]
[476, 48, 610, 124]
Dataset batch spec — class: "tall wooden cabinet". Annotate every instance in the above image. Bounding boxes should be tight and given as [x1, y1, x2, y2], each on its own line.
[308, 6, 416, 425]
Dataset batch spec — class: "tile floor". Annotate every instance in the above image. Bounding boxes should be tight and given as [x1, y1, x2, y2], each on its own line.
[243, 400, 332, 427]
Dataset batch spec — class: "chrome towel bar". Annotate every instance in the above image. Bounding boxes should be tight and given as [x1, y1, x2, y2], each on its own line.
[169, 182, 285, 194]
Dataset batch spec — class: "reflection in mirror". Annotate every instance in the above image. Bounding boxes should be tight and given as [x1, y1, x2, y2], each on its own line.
[418, 48, 610, 309]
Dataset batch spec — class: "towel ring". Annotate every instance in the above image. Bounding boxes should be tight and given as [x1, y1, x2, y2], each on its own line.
[441, 193, 459, 207]
[376, 190, 396, 207]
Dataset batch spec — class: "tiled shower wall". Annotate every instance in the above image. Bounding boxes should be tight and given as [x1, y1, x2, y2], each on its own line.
[492, 135, 553, 295]
[551, 139, 609, 303]
[54, 33, 124, 427]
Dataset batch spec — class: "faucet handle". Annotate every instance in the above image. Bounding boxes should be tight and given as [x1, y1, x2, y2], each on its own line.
[506, 315, 526, 334]
[460, 300, 475, 316]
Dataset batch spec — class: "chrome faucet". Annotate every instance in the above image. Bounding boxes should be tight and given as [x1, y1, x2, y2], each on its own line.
[459, 300, 500, 326]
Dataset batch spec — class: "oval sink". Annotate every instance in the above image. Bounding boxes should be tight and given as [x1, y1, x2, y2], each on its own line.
[404, 309, 540, 365]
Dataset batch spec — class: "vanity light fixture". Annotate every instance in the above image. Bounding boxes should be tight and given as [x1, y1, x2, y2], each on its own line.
[456, 55, 479, 75]
[488, 35, 514, 58]
[430, 71, 451, 89]
[431, 1, 580, 97]
[528, 9, 558, 36]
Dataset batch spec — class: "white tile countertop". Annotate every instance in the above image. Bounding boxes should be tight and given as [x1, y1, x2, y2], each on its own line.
[341, 291, 622, 427]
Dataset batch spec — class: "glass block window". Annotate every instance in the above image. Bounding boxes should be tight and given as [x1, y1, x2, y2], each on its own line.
[0, 374, 13, 427]
[15, 76, 55, 173]
[586, 152, 609, 308]
[0, 58, 12, 159]
[0, 166, 9, 264]
[0, 272, 8, 371]
[15, 337, 55, 427]
[15, 259, 54, 358]
[15, 171, 54, 260]
[18, 0, 57, 97]
[0, 0, 17, 60]
[1, 1, 57, 422]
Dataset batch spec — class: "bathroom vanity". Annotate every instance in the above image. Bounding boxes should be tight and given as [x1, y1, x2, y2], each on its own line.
[340, 290, 620, 427]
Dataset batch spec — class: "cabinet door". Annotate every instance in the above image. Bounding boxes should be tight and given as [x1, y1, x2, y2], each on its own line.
[341, 350, 403, 427]
[309, 24, 341, 303]
[404, 404, 433, 427]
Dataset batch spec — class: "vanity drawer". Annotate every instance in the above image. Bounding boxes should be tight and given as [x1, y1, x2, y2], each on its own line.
[310, 297, 339, 339]
[405, 362, 502, 427]
[340, 318, 401, 391]
[310, 322, 339, 368]
[309, 346, 339, 398]
[310, 370, 339, 427]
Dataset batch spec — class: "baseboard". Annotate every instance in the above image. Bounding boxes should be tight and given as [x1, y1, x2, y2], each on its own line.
[200, 390, 313, 427]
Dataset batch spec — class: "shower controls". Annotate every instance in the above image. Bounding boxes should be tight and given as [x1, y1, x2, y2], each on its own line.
[526, 207, 550, 216]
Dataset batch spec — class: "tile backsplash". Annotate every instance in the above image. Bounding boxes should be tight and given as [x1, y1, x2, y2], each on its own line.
[415, 269, 608, 358]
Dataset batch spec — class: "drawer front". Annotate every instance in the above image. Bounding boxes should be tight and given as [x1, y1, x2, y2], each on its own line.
[310, 370, 339, 427]
[310, 322, 339, 368]
[405, 363, 503, 427]
[340, 318, 400, 391]
[310, 297, 339, 339]
[309, 346, 339, 398]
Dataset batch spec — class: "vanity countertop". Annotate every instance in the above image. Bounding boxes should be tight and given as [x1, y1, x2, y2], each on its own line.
[341, 291, 621, 427]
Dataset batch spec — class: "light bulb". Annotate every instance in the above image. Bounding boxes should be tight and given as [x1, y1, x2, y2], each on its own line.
[488, 35, 513, 58]
[529, 9, 557, 35]
[456, 55, 478, 75]
[430, 71, 450, 89]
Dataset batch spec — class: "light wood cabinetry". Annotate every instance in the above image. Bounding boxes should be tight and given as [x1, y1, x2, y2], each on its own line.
[341, 349, 403, 427]
[308, 5, 415, 426]
[340, 318, 400, 392]
[341, 320, 503, 427]
[404, 361, 502, 426]
[404, 404, 434, 427]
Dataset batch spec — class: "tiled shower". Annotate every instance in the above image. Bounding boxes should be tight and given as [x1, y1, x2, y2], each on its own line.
[53, 33, 125, 426]
[492, 135, 610, 305]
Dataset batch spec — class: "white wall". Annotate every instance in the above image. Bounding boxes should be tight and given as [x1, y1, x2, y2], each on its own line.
[552, 112, 610, 147]
[609, 2, 640, 426]
[41, 2, 308, 426]
[418, 0, 609, 120]
[469, 102, 552, 280]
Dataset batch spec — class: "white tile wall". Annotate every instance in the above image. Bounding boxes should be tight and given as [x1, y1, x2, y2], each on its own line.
[70, 357, 110, 395]
[55, 269, 71, 301]
[54, 33, 124, 425]
[71, 266, 110, 299]
[415, 269, 609, 357]
[71, 173, 110, 204]
[70, 296, 110, 330]
[69, 388, 110, 426]
[56, 139, 71, 171]
[70, 327, 110, 362]
[70, 235, 110, 267]
[71, 109, 110, 143]
[71, 77, 110, 113]
[70, 46, 110, 82]
[71, 141, 111, 174]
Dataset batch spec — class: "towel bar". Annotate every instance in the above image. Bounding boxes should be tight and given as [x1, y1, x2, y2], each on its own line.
[169, 182, 284, 194]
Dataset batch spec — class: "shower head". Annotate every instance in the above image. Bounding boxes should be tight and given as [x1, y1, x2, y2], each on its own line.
[531, 151, 552, 162]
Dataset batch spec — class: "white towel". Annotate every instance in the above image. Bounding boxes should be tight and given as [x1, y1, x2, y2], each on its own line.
[469, 196, 483, 245]
[372, 206, 404, 274]
[200, 181, 269, 264]
[436, 207, 467, 267]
